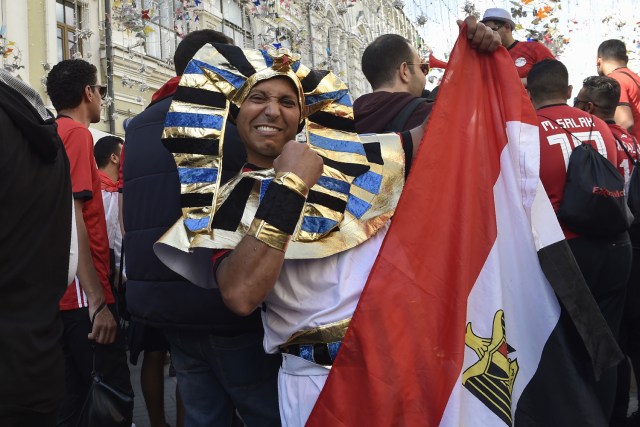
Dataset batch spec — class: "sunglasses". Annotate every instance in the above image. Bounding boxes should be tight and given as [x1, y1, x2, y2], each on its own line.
[573, 97, 600, 108]
[89, 84, 108, 100]
[406, 62, 430, 76]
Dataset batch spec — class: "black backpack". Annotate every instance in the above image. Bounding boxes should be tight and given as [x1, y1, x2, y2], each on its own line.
[615, 134, 640, 224]
[540, 115, 630, 237]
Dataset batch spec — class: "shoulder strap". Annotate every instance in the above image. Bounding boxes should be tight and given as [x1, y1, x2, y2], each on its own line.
[614, 135, 640, 165]
[617, 70, 640, 91]
[384, 97, 428, 132]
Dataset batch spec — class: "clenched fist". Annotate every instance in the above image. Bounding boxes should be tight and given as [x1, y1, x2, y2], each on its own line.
[273, 141, 324, 192]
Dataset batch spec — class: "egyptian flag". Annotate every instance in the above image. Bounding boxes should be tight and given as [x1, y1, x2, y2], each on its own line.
[306, 27, 622, 427]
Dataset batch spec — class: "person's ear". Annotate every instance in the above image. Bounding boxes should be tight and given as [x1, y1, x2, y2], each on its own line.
[398, 62, 410, 84]
[110, 152, 119, 164]
[84, 85, 93, 101]
[567, 85, 573, 100]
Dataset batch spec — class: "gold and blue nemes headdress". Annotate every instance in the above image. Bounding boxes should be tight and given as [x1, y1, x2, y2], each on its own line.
[155, 44, 406, 285]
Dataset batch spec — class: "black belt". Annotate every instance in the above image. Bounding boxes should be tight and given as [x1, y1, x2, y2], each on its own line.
[280, 341, 341, 366]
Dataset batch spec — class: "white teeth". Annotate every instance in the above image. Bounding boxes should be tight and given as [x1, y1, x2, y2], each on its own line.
[256, 125, 280, 132]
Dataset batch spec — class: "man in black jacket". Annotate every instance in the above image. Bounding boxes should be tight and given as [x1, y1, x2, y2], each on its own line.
[354, 34, 432, 133]
[122, 30, 280, 426]
[0, 70, 73, 427]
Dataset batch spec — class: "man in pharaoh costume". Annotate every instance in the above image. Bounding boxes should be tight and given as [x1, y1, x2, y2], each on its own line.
[154, 18, 499, 426]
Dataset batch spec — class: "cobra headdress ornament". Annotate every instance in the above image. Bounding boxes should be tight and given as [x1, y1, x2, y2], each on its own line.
[155, 44, 406, 287]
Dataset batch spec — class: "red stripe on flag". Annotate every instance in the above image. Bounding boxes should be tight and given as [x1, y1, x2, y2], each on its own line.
[307, 27, 534, 426]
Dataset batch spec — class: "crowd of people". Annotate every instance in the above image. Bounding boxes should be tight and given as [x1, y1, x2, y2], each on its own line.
[2, 6, 640, 427]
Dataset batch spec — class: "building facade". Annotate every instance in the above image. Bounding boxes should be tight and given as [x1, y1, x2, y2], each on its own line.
[1, 0, 422, 135]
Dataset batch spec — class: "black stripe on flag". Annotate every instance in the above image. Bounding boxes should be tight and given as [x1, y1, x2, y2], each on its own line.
[537, 240, 623, 378]
[513, 240, 624, 426]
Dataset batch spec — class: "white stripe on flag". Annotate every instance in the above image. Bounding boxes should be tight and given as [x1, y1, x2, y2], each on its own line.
[440, 121, 564, 426]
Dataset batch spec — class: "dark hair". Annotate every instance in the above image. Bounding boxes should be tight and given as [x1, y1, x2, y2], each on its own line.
[94, 135, 123, 168]
[174, 30, 234, 76]
[527, 59, 569, 104]
[597, 39, 628, 63]
[581, 75, 621, 117]
[46, 59, 97, 111]
[362, 34, 414, 90]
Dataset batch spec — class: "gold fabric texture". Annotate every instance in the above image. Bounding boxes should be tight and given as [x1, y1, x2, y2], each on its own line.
[247, 219, 292, 252]
[280, 318, 352, 347]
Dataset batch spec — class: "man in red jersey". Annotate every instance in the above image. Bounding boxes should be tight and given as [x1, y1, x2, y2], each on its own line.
[528, 59, 631, 423]
[481, 7, 554, 87]
[46, 59, 132, 427]
[575, 75, 640, 427]
[597, 39, 640, 144]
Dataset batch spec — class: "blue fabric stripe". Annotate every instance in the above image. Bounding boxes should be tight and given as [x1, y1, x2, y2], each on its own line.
[309, 133, 366, 156]
[292, 61, 300, 72]
[316, 176, 351, 195]
[165, 112, 223, 129]
[305, 89, 349, 106]
[186, 59, 247, 89]
[178, 167, 218, 184]
[336, 92, 352, 107]
[352, 171, 383, 194]
[260, 50, 273, 67]
[259, 178, 273, 203]
[301, 216, 338, 234]
[299, 345, 313, 363]
[346, 194, 371, 219]
[327, 342, 341, 361]
[184, 217, 209, 232]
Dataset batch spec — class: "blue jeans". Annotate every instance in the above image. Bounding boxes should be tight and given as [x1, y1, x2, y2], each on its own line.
[164, 330, 281, 427]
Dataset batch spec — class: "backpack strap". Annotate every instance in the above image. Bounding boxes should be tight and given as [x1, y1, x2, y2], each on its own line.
[616, 70, 640, 92]
[614, 134, 640, 165]
[384, 97, 428, 132]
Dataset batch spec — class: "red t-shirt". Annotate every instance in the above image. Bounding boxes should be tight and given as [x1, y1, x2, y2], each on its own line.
[609, 68, 640, 143]
[508, 41, 555, 78]
[537, 104, 617, 239]
[57, 117, 114, 310]
[608, 121, 639, 183]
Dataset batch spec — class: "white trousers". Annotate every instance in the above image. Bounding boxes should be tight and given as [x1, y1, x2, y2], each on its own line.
[278, 353, 331, 427]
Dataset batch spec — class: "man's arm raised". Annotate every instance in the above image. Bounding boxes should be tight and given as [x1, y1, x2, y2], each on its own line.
[216, 141, 323, 316]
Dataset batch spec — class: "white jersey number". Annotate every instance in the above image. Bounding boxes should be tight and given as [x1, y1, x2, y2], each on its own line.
[546, 131, 607, 169]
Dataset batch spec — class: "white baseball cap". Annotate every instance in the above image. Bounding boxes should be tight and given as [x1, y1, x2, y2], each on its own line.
[481, 8, 516, 28]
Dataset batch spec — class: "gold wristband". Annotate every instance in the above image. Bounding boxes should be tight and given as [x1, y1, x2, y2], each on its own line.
[274, 171, 309, 197]
[247, 218, 291, 252]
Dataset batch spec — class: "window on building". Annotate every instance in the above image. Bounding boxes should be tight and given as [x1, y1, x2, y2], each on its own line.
[56, 0, 81, 61]
[141, 0, 177, 60]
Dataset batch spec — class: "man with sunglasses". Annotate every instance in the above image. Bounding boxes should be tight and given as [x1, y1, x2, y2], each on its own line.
[46, 59, 132, 427]
[481, 7, 554, 87]
[575, 75, 640, 427]
[354, 33, 433, 133]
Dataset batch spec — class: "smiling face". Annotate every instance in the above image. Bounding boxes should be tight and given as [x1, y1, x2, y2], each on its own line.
[236, 76, 302, 168]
